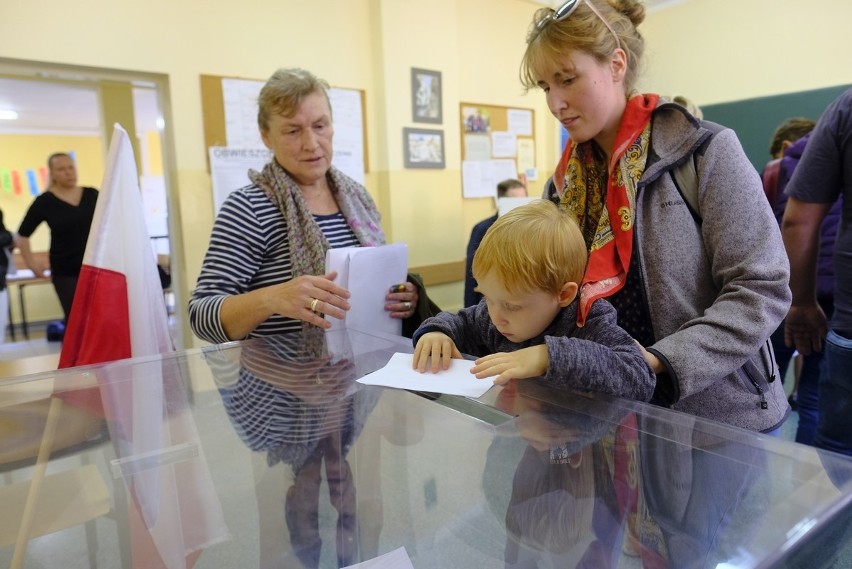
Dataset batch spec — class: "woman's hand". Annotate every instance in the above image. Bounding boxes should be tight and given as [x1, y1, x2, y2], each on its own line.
[386, 281, 419, 319]
[471, 345, 549, 385]
[263, 270, 351, 329]
[413, 332, 462, 373]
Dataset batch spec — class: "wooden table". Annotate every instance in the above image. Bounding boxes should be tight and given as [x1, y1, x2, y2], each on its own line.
[6, 271, 53, 341]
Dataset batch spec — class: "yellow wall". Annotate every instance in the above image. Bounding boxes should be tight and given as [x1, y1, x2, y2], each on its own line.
[0, 134, 105, 322]
[0, 0, 553, 344]
[2, 0, 850, 344]
[641, 0, 852, 105]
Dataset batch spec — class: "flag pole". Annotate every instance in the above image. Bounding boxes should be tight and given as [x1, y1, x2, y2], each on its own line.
[11, 395, 64, 569]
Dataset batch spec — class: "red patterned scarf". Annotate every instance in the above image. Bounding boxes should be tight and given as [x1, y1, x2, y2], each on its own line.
[553, 94, 659, 325]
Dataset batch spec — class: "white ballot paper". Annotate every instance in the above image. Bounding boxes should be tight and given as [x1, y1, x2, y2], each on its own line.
[325, 243, 408, 336]
[341, 546, 414, 569]
[498, 196, 538, 216]
[357, 352, 493, 398]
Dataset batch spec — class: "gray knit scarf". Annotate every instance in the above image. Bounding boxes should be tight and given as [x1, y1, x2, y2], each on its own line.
[249, 161, 386, 335]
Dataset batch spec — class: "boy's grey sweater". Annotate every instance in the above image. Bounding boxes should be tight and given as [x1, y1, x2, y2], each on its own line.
[412, 299, 655, 402]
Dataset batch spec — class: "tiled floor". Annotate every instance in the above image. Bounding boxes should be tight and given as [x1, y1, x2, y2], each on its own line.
[0, 323, 63, 360]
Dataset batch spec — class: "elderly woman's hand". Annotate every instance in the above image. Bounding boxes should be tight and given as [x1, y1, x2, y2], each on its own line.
[385, 281, 419, 319]
[265, 271, 351, 329]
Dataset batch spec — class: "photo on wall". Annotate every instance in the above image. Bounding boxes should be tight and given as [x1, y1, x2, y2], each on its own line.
[411, 68, 442, 124]
[403, 127, 445, 169]
[462, 106, 491, 133]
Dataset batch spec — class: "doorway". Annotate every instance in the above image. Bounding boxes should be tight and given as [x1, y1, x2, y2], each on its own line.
[0, 58, 185, 351]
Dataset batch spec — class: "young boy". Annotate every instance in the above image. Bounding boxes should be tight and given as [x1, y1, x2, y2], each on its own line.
[412, 199, 655, 401]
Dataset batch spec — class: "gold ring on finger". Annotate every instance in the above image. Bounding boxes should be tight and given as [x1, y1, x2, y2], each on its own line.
[310, 298, 320, 312]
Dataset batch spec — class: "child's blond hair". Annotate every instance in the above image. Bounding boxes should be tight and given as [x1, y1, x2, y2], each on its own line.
[472, 199, 587, 296]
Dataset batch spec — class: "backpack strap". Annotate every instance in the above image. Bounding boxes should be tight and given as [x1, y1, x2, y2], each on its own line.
[670, 155, 701, 225]
[667, 120, 726, 226]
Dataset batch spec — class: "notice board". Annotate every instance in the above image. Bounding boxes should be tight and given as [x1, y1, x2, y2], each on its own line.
[459, 102, 535, 199]
[199, 74, 368, 211]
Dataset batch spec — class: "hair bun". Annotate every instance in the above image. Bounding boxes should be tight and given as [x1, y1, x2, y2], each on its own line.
[608, 0, 646, 26]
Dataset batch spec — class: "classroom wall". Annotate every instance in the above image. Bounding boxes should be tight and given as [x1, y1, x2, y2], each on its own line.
[0, 0, 552, 346]
[4, 0, 849, 347]
[640, 0, 852, 105]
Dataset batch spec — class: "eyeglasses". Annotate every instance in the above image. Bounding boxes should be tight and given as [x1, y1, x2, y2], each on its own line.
[535, 0, 622, 51]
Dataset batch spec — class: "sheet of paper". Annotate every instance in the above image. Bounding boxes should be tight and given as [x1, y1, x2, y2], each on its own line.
[462, 160, 489, 198]
[462, 159, 519, 199]
[208, 147, 273, 212]
[517, 138, 535, 174]
[491, 131, 517, 158]
[220, 78, 365, 185]
[327, 88, 365, 185]
[325, 244, 408, 336]
[463, 133, 492, 161]
[341, 546, 415, 569]
[507, 108, 533, 136]
[357, 352, 493, 398]
[498, 196, 538, 216]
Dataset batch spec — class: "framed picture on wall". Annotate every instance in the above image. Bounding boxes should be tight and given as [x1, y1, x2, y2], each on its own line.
[411, 68, 442, 124]
[403, 127, 445, 169]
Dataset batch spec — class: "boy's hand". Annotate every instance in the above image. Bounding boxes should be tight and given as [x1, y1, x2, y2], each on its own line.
[413, 332, 462, 373]
[635, 340, 663, 374]
[471, 345, 549, 385]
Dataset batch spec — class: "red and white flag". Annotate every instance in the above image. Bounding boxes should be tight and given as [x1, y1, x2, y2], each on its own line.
[59, 125, 171, 368]
[56, 124, 228, 568]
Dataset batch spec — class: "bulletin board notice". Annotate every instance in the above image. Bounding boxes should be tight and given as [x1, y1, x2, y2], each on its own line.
[459, 102, 535, 199]
[200, 74, 368, 212]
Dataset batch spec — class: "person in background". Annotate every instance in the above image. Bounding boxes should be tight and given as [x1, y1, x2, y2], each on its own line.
[763, 118, 816, 215]
[0, 207, 13, 343]
[464, 178, 529, 307]
[782, 87, 852, 457]
[762, 119, 815, 409]
[522, 0, 790, 433]
[670, 95, 703, 120]
[190, 68, 422, 344]
[763, 118, 841, 447]
[16, 153, 98, 325]
[413, 199, 654, 401]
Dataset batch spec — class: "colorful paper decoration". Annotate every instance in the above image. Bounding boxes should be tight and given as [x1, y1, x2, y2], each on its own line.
[0, 169, 10, 193]
[26, 169, 39, 196]
[11, 170, 21, 195]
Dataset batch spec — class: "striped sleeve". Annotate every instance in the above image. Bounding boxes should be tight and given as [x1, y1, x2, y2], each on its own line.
[188, 185, 301, 343]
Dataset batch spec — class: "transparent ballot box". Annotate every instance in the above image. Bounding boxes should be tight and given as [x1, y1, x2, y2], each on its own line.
[1, 328, 851, 568]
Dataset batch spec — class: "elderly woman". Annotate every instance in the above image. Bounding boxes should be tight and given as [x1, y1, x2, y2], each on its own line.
[523, 0, 791, 433]
[190, 68, 419, 343]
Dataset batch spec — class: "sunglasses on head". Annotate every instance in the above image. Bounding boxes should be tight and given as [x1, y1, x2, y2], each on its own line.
[535, 0, 622, 51]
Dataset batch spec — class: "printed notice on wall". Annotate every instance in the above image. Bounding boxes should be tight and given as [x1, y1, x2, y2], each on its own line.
[219, 78, 366, 190]
[208, 147, 272, 212]
[462, 159, 518, 198]
[507, 108, 533, 136]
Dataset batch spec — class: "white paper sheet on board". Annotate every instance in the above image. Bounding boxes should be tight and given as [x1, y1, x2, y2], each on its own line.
[357, 352, 493, 398]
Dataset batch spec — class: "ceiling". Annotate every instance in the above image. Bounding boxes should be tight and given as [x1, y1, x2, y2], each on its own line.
[0, 76, 161, 137]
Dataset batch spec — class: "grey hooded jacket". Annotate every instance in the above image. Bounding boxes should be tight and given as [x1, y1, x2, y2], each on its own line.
[546, 102, 791, 433]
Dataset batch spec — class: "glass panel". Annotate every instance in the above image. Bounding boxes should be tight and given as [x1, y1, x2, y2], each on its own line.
[1, 328, 851, 568]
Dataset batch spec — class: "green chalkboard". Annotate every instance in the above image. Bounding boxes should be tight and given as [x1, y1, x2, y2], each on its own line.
[701, 84, 852, 173]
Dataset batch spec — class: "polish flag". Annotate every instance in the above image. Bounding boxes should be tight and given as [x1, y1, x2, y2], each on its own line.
[55, 125, 228, 568]
[59, 125, 171, 369]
